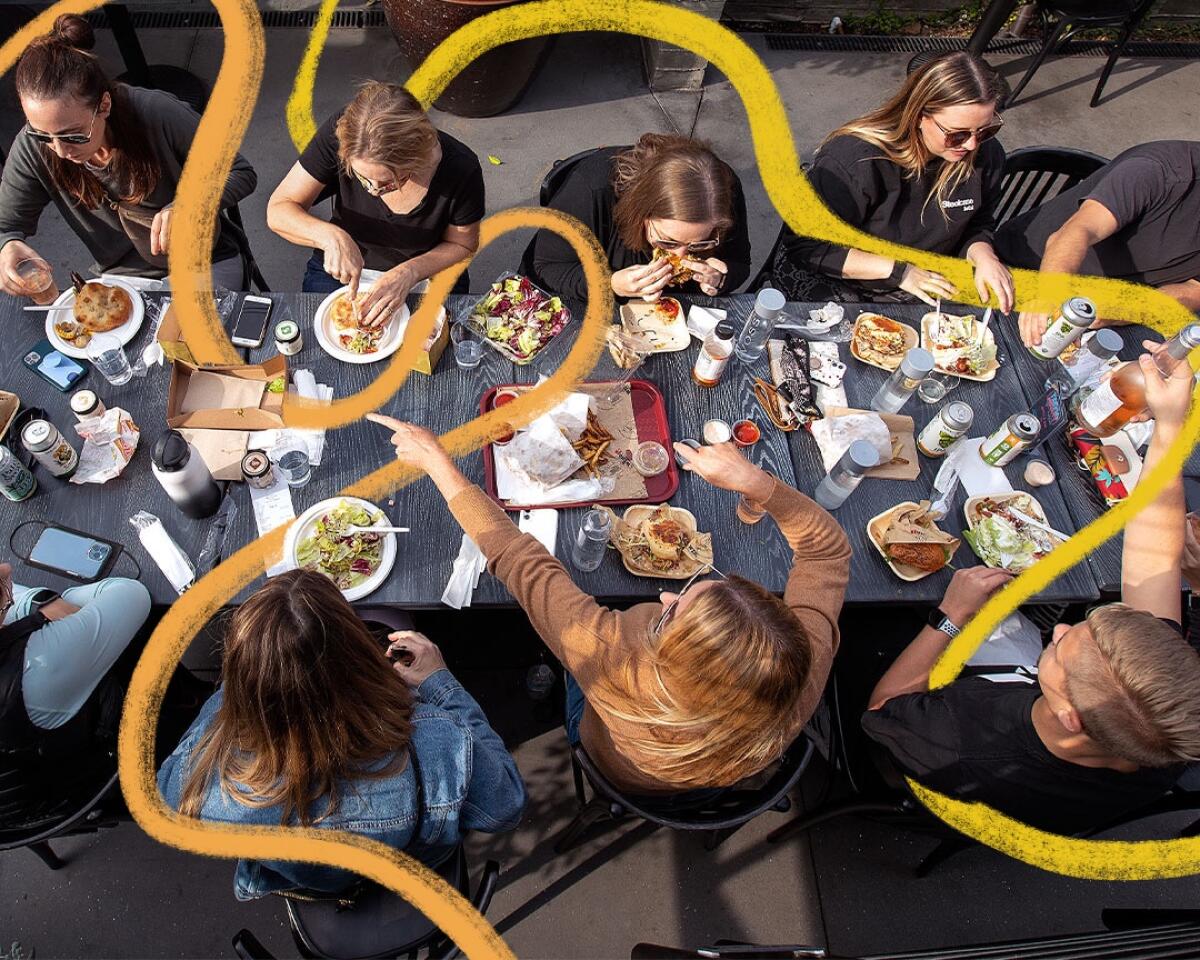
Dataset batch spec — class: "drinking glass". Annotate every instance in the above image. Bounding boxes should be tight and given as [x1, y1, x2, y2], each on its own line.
[452, 324, 484, 370]
[274, 444, 312, 487]
[918, 372, 957, 404]
[86, 332, 133, 386]
[15, 257, 58, 305]
[596, 328, 653, 408]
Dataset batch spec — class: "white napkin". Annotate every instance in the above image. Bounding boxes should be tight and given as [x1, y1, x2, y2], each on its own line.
[811, 413, 892, 473]
[128, 511, 195, 594]
[98, 274, 166, 292]
[442, 534, 487, 609]
[687, 305, 726, 341]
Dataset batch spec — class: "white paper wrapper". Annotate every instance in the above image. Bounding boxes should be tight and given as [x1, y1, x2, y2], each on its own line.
[71, 407, 140, 484]
[499, 416, 586, 490]
[811, 413, 892, 473]
[129, 510, 195, 594]
[442, 534, 487, 609]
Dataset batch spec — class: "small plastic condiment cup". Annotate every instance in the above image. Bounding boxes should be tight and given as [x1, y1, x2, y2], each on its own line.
[702, 419, 732, 445]
[493, 388, 520, 409]
[732, 419, 760, 447]
[633, 441, 669, 477]
[490, 422, 515, 445]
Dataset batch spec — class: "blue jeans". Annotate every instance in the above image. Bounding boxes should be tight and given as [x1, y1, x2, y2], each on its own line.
[7, 578, 152, 729]
[565, 671, 585, 746]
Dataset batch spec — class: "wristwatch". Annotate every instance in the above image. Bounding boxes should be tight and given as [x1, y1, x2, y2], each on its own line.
[927, 606, 962, 638]
[888, 260, 908, 285]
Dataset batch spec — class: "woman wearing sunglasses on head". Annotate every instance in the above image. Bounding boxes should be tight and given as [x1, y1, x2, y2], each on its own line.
[521, 134, 752, 303]
[369, 415, 850, 795]
[0, 15, 257, 294]
[768, 52, 1014, 312]
[267, 81, 484, 328]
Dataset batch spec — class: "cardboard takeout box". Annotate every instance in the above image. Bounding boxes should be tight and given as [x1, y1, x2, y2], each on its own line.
[0, 390, 19, 443]
[166, 355, 287, 430]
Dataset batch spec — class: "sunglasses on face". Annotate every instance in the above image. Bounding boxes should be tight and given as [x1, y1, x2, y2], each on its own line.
[646, 224, 721, 255]
[653, 563, 727, 635]
[352, 168, 406, 197]
[926, 113, 1004, 150]
[26, 102, 100, 146]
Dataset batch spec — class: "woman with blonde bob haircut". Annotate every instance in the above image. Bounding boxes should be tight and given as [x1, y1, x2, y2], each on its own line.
[157, 570, 524, 901]
[770, 52, 1014, 312]
[522, 133, 753, 303]
[268, 81, 484, 326]
[369, 415, 851, 794]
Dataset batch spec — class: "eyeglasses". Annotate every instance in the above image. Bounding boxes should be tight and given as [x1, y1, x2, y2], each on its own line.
[652, 563, 727, 635]
[26, 102, 101, 146]
[352, 167, 406, 197]
[647, 223, 721, 255]
[926, 113, 1004, 150]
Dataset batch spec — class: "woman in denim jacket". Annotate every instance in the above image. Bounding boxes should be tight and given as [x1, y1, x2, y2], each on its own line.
[157, 570, 525, 900]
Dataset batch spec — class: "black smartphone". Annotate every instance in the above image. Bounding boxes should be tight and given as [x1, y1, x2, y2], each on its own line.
[23, 339, 86, 392]
[27, 525, 120, 581]
[231, 295, 274, 348]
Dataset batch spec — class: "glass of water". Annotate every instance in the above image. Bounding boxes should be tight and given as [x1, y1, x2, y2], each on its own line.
[453, 325, 484, 370]
[918, 372, 957, 404]
[86, 332, 133, 386]
[273, 441, 312, 487]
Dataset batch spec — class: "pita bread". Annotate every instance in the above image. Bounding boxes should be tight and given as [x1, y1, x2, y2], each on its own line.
[73, 282, 133, 332]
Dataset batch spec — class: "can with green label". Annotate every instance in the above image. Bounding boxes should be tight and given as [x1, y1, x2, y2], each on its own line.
[1029, 297, 1096, 360]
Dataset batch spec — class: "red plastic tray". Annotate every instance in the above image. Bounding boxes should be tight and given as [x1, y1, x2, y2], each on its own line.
[480, 379, 679, 512]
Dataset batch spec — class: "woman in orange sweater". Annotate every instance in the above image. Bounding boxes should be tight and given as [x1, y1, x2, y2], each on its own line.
[370, 416, 851, 794]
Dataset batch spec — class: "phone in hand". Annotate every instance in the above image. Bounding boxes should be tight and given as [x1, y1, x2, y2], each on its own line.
[231, 295, 273, 348]
[23, 338, 86, 392]
[27, 524, 120, 581]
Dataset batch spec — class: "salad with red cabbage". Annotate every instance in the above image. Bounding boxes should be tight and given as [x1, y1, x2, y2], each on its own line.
[468, 275, 571, 364]
[295, 501, 383, 590]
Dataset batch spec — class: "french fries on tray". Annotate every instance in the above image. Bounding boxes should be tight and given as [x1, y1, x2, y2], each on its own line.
[571, 413, 614, 478]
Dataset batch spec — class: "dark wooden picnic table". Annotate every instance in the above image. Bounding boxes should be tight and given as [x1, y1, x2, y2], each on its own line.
[993, 314, 1200, 594]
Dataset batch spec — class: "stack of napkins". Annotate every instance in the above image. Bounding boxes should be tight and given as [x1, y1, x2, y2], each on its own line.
[442, 535, 488, 609]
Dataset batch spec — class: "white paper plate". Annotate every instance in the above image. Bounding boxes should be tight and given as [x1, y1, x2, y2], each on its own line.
[284, 496, 397, 601]
[313, 284, 411, 365]
[46, 278, 146, 360]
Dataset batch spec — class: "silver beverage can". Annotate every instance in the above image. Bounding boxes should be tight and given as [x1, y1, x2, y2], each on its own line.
[979, 413, 1040, 467]
[918, 401, 974, 458]
[21, 418, 79, 478]
[0, 444, 37, 501]
[1029, 297, 1096, 360]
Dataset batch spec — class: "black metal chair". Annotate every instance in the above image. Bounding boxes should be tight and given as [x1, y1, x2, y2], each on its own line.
[0, 763, 122, 871]
[631, 908, 1200, 959]
[995, 145, 1109, 226]
[232, 845, 500, 960]
[220, 204, 271, 292]
[537, 147, 606, 207]
[1005, 0, 1159, 109]
[556, 734, 814, 855]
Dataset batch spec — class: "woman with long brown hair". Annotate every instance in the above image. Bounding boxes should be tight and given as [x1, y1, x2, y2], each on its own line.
[522, 133, 753, 302]
[268, 81, 484, 327]
[157, 570, 524, 900]
[369, 415, 850, 795]
[769, 52, 1014, 312]
[0, 15, 256, 292]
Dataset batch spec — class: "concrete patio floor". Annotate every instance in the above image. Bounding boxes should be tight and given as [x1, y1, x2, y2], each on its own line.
[3, 20, 1200, 960]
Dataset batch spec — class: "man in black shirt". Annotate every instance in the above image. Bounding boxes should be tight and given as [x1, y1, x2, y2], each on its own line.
[995, 141, 1200, 348]
[863, 347, 1200, 835]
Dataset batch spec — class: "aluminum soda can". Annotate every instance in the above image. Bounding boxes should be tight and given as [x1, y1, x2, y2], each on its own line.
[21, 418, 78, 478]
[979, 413, 1040, 467]
[0, 444, 37, 501]
[1029, 297, 1096, 360]
[918, 401, 974, 458]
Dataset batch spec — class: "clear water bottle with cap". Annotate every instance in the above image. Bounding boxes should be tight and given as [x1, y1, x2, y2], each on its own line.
[815, 440, 880, 510]
[735, 288, 786, 363]
[1045, 328, 1123, 397]
[871, 347, 935, 414]
[570, 508, 612, 572]
[151, 429, 222, 519]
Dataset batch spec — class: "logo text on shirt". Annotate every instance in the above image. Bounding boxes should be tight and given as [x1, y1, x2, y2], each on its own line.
[942, 198, 976, 211]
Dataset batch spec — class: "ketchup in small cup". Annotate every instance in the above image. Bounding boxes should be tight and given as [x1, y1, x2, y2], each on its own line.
[733, 419, 760, 447]
[493, 388, 520, 409]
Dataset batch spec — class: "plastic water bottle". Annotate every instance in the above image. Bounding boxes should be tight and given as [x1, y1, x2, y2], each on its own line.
[814, 440, 879, 510]
[871, 348, 935, 414]
[735, 288, 786, 363]
[1045, 328, 1122, 397]
[570, 508, 612, 572]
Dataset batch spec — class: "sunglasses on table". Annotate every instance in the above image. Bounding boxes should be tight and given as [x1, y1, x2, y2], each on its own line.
[652, 563, 727, 635]
[926, 113, 1004, 149]
[26, 102, 100, 146]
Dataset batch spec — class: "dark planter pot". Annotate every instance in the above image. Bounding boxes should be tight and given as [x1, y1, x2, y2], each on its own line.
[383, 0, 551, 118]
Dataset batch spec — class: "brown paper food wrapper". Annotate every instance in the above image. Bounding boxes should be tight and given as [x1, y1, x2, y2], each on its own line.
[601, 504, 714, 579]
[881, 501, 960, 551]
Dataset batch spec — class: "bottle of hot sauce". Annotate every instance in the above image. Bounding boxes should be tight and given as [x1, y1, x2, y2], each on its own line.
[1072, 324, 1200, 437]
[692, 321, 735, 388]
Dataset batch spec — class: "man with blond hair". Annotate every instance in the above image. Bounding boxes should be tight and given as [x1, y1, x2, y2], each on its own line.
[863, 344, 1200, 834]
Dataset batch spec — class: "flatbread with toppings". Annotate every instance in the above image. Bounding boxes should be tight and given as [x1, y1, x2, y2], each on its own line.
[604, 504, 713, 579]
[329, 292, 385, 355]
[73, 281, 133, 333]
[851, 313, 916, 371]
[651, 247, 695, 286]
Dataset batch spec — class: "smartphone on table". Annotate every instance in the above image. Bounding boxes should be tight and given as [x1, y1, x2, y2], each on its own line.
[231, 295, 274, 348]
[23, 339, 86, 392]
[27, 525, 120, 582]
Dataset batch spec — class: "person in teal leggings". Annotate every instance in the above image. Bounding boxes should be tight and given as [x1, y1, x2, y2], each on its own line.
[1, 562, 151, 731]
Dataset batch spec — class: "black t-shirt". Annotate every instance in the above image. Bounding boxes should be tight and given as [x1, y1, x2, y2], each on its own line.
[995, 140, 1200, 288]
[520, 146, 753, 303]
[861, 676, 1181, 834]
[298, 115, 485, 271]
[780, 134, 1006, 296]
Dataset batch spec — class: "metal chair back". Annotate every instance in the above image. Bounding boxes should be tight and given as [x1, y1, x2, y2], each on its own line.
[995, 145, 1109, 226]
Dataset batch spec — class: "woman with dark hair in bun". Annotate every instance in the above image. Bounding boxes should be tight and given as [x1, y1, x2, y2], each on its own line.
[0, 14, 257, 293]
[521, 134, 752, 302]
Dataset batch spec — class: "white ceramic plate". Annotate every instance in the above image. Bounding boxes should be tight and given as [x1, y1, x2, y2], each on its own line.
[284, 496, 397, 601]
[313, 284, 411, 365]
[46, 277, 146, 360]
